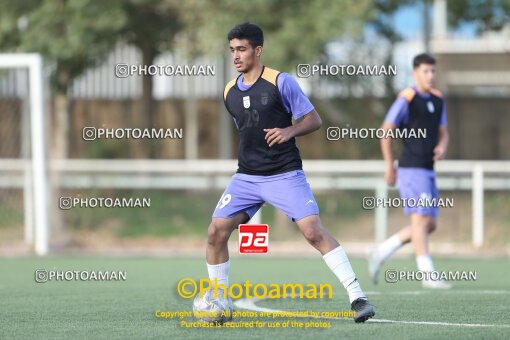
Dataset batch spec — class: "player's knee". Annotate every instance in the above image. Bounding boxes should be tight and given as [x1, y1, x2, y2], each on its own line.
[302, 226, 324, 246]
[427, 221, 437, 234]
[412, 215, 431, 231]
[207, 220, 231, 245]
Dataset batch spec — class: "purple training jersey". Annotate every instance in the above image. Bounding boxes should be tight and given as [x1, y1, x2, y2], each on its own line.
[384, 86, 447, 127]
[236, 72, 314, 120]
[385, 87, 445, 218]
[214, 71, 319, 221]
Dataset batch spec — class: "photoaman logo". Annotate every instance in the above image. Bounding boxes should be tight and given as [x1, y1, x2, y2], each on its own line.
[239, 224, 268, 254]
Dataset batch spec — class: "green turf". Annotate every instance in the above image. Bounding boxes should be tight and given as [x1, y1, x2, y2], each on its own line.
[0, 256, 509, 339]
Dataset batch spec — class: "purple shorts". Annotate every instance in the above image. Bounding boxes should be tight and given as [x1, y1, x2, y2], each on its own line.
[397, 167, 439, 218]
[212, 170, 319, 222]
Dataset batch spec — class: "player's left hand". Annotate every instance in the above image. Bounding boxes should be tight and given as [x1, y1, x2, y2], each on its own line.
[433, 144, 446, 160]
[263, 128, 293, 147]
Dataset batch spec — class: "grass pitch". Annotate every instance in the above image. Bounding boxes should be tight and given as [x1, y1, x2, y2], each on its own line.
[1, 256, 509, 339]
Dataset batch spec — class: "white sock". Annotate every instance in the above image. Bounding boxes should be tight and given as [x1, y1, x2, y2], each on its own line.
[376, 234, 402, 263]
[416, 255, 435, 273]
[323, 246, 366, 303]
[207, 260, 230, 288]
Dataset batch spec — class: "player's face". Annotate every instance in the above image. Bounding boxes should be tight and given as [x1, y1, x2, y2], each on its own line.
[413, 63, 436, 91]
[229, 39, 261, 73]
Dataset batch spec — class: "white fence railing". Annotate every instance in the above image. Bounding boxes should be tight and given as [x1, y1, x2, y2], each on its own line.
[1, 159, 509, 255]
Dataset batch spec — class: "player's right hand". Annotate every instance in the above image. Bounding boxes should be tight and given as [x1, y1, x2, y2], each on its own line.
[385, 166, 396, 186]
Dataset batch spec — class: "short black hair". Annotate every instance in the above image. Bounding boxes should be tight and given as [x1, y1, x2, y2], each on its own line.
[227, 22, 264, 48]
[413, 53, 436, 68]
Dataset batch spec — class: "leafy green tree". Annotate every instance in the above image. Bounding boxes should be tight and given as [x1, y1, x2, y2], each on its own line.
[177, 0, 373, 72]
[448, 0, 510, 32]
[119, 0, 183, 157]
[0, 0, 127, 242]
[0, 0, 126, 158]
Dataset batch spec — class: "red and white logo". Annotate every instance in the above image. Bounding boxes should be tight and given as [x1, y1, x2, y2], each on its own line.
[239, 224, 269, 254]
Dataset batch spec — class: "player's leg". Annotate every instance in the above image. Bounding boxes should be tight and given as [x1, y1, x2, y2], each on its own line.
[206, 175, 263, 290]
[373, 216, 434, 267]
[411, 214, 449, 288]
[368, 168, 414, 284]
[195, 176, 263, 323]
[369, 217, 441, 286]
[261, 170, 375, 322]
[372, 225, 412, 262]
[295, 214, 338, 254]
[410, 213, 432, 256]
[369, 168, 438, 284]
[297, 215, 375, 323]
[410, 213, 436, 278]
[296, 215, 365, 298]
[196, 215, 244, 324]
[206, 213, 250, 285]
[368, 224, 411, 284]
[406, 171, 450, 288]
[368, 213, 438, 284]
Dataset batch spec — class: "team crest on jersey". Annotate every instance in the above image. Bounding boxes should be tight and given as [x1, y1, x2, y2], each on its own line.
[243, 96, 251, 108]
[427, 101, 435, 113]
[261, 92, 268, 105]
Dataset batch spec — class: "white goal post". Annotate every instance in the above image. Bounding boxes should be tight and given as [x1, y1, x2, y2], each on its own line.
[0, 54, 49, 255]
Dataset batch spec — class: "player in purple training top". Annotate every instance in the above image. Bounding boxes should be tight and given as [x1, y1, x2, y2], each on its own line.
[195, 22, 375, 323]
[369, 53, 451, 289]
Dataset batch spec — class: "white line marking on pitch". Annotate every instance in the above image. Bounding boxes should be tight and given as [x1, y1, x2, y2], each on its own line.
[364, 290, 510, 296]
[234, 296, 510, 328]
